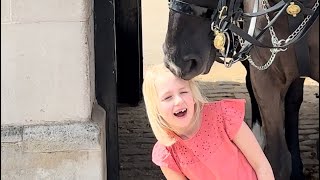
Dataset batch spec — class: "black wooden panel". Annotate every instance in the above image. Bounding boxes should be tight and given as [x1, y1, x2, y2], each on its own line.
[94, 0, 119, 179]
[115, 0, 143, 106]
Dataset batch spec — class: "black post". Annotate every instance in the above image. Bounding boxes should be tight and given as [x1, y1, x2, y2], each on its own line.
[115, 0, 143, 106]
[94, 0, 119, 180]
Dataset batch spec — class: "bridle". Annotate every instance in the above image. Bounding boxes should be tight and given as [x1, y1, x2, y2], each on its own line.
[168, 0, 319, 70]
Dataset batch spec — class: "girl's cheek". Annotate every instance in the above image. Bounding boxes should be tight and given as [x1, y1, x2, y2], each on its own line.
[159, 103, 169, 114]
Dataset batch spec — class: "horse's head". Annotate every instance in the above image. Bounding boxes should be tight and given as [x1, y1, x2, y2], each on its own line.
[163, 0, 218, 80]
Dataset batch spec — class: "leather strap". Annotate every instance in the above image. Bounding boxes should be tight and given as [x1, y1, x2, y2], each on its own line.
[169, 0, 216, 19]
[288, 0, 312, 77]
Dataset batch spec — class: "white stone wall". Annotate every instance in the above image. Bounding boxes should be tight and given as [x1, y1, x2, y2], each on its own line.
[1, 1, 104, 178]
[1, 0, 95, 125]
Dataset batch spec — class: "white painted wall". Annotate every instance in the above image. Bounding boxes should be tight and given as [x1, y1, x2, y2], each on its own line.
[141, 0, 169, 67]
[1, 0, 95, 125]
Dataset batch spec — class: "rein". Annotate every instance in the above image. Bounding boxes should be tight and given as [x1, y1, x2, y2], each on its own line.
[168, 0, 319, 70]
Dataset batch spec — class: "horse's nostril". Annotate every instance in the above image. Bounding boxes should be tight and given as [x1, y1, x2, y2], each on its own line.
[182, 55, 201, 73]
[190, 59, 197, 70]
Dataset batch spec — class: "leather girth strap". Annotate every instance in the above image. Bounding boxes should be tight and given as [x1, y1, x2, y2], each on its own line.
[288, 0, 312, 77]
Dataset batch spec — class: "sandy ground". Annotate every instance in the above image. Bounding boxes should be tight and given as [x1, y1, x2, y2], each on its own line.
[118, 1, 319, 179]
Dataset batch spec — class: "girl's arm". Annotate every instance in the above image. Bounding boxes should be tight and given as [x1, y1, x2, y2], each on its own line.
[160, 166, 188, 180]
[232, 121, 275, 180]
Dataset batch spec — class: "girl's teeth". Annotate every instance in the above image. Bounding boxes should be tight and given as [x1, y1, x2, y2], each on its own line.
[174, 109, 187, 116]
[176, 109, 186, 114]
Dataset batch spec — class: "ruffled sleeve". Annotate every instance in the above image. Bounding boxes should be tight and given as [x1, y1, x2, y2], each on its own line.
[220, 99, 246, 140]
[152, 141, 182, 174]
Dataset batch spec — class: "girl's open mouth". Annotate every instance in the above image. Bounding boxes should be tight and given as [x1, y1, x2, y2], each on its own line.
[174, 108, 187, 117]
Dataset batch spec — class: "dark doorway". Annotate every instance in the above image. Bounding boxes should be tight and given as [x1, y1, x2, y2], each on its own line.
[115, 0, 143, 106]
[94, 0, 143, 180]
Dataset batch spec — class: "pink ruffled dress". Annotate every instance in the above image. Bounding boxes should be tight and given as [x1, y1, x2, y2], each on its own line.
[152, 99, 257, 180]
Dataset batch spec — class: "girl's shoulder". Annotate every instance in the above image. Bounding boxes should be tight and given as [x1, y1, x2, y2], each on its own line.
[152, 141, 177, 166]
[152, 141, 171, 160]
[152, 141, 182, 173]
[202, 98, 245, 113]
[202, 98, 246, 140]
[203, 98, 245, 107]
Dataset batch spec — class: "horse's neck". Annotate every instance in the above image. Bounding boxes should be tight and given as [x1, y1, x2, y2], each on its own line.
[243, 0, 265, 14]
[242, 0, 286, 66]
[242, 0, 269, 32]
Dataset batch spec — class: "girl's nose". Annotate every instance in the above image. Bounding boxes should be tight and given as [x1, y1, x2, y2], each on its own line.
[174, 95, 183, 105]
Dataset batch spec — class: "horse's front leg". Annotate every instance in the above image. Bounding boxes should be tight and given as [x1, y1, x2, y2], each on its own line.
[241, 61, 265, 148]
[250, 70, 291, 180]
[241, 61, 262, 127]
[285, 78, 305, 180]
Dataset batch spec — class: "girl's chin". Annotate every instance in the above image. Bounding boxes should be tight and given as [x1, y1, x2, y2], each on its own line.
[174, 117, 192, 126]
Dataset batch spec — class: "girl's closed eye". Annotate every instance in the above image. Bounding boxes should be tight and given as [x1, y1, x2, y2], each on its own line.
[180, 91, 189, 94]
[163, 95, 172, 101]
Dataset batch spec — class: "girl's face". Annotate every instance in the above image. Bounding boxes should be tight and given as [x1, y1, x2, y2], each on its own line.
[155, 71, 195, 130]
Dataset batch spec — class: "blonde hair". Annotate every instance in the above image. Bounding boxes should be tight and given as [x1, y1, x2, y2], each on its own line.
[142, 64, 207, 146]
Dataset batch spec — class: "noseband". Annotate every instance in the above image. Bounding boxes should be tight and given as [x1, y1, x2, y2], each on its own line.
[169, 0, 319, 70]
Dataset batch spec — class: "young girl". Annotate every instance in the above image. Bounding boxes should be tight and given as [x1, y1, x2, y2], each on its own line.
[142, 64, 274, 180]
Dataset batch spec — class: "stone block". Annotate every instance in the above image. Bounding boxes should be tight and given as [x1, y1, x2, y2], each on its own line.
[1, 22, 92, 125]
[11, 0, 93, 22]
[1, 104, 107, 179]
[1, 0, 11, 23]
[1, 149, 103, 180]
[1, 126, 23, 142]
[23, 122, 100, 152]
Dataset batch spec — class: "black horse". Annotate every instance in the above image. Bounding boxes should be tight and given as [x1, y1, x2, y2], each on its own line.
[163, 0, 319, 179]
